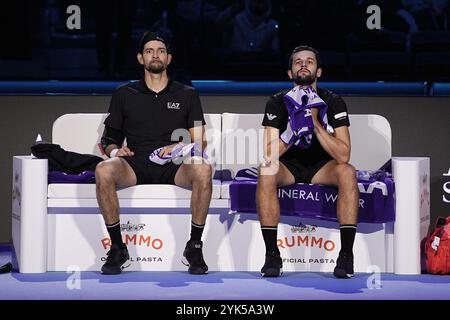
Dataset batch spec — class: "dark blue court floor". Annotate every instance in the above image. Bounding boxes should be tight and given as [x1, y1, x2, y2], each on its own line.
[1, 245, 449, 300]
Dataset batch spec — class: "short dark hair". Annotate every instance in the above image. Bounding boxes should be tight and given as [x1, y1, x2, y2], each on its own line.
[138, 31, 171, 54]
[288, 45, 322, 69]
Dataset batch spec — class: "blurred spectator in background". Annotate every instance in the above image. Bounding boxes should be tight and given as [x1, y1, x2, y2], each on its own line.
[402, 0, 428, 12]
[4, 0, 450, 81]
[277, 0, 351, 61]
[217, 0, 280, 54]
[379, 0, 418, 33]
[171, 0, 202, 70]
[346, 0, 418, 52]
[169, 0, 226, 83]
[355, 0, 417, 34]
[95, 0, 137, 78]
[142, 0, 172, 38]
[414, 0, 450, 31]
[214, 0, 282, 79]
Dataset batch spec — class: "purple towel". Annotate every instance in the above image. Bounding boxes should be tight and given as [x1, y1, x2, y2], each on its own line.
[48, 171, 95, 184]
[149, 142, 207, 165]
[281, 86, 329, 148]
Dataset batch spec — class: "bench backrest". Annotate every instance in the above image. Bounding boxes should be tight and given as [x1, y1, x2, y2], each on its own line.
[52, 113, 222, 171]
[221, 113, 391, 177]
[52, 113, 391, 177]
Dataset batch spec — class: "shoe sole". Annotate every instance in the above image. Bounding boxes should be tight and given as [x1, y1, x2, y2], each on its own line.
[261, 268, 283, 277]
[333, 267, 354, 279]
[101, 261, 130, 275]
[181, 256, 208, 275]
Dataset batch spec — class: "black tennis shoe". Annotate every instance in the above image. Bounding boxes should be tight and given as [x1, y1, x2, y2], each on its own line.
[182, 240, 208, 275]
[101, 244, 130, 275]
[333, 252, 354, 279]
[261, 252, 283, 277]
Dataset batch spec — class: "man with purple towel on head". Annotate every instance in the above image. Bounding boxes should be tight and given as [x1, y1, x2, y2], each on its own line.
[256, 45, 360, 278]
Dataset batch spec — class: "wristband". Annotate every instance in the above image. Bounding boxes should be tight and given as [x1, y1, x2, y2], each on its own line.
[110, 148, 119, 158]
[260, 159, 272, 168]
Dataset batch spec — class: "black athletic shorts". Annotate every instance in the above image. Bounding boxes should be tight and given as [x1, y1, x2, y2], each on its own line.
[121, 153, 181, 185]
[280, 156, 332, 184]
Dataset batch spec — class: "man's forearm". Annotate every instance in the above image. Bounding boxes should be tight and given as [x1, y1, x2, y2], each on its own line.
[314, 125, 350, 164]
[189, 126, 206, 152]
[197, 137, 207, 151]
[265, 131, 289, 162]
[190, 135, 207, 152]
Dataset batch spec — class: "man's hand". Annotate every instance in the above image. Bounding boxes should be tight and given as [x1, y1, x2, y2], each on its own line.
[159, 143, 181, 157]
[115, 146, 134, 157]
[311, 107, 320, 126]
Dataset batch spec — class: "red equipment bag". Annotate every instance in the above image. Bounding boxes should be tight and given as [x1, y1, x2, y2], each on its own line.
[425, 216, 450, 274]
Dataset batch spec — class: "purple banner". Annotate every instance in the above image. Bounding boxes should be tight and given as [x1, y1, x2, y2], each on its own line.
[230, 179, 395, 223]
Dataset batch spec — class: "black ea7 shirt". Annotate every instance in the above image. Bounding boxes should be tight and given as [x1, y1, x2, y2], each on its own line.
[103, 79, 206, 154]
[262, 87, 350, 164]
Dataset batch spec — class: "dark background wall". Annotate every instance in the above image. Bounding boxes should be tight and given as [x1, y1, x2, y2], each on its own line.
[1, 95, 449, 243]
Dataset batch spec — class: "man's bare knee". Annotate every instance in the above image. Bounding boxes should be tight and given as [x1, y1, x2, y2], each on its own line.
[192, 163, 212, 180]
[336, 163, 357, 187]
[95, 161, 116, 183]
[184, 163, 211, 187]
[257, 172, 278, 192]
[257, 162, 280, 179]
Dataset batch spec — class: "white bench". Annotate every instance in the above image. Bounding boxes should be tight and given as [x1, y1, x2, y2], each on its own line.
[11, 113, 430, 274]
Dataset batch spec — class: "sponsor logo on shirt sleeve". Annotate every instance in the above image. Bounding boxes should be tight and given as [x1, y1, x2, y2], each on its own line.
[334, 112, 347, 120]
[266, 113, 277, 120]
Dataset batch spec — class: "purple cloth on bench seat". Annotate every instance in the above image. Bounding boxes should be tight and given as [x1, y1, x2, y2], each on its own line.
[230, 169, 395, 223]
[48, 171, 95, 184]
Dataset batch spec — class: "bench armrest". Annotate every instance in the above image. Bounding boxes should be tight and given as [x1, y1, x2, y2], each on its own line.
[392, 157, 430, 274]
[12, 156, 48, 273]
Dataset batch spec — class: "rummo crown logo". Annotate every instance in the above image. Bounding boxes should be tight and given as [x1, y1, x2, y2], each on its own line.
[101, 221, 163, 250]
[121, 221, 146, 232]
[281, 224, 336, 265]
[290, 222, 318, 233]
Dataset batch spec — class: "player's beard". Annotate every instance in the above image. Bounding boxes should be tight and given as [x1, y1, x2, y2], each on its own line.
[146, 60, 165, 74]
[293, 69, 316, 86]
